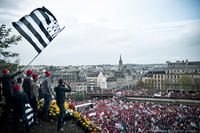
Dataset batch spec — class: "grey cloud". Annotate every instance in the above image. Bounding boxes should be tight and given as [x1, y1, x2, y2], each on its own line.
[0, 0, 22, 9]
[1, 0, 199, 65]
[179, 21, 200, 47]
[0, 10, 19, 20]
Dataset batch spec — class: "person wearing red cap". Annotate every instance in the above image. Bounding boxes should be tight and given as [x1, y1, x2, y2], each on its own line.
[3, 69, 9, 73]
[30, 73, 40, 125]
[41, 70, 52, 120]
[1, 68, 23, 116]
[13, 84, 20, 92]
[45, 71, 51, 77]
[22, 69, 33, 102]
[12, 83, 30, 133]
[12, 77, 23, 97]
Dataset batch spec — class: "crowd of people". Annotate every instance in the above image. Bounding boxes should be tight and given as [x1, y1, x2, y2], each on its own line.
[81, 98, 199, 132]
[0, 69, 71, 133]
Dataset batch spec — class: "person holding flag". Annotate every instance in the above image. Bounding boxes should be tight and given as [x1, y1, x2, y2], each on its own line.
[11, 3, 65, 126]
[1, 69, 24, 116]
[11, 5, 65, 125]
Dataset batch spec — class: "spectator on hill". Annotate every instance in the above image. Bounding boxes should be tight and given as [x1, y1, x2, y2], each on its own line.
[41, 70, 52, 120]
[13, 77, 23, 96]
[22, 69, 33, 102]
[1, 69, 23, 115]
[13, 84, 30, 133]
[54, 79, 71, 132]
[30, 73, 40, 125]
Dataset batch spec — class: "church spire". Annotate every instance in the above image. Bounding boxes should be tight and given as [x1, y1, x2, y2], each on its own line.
[119, 54, 123, 70]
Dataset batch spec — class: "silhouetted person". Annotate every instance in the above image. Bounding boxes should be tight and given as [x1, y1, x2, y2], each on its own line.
[22, 70, 33, 102]
[1, 69, 23, 115]
[13, 85, 31, 133]
[54, 79, 71, 132]
[30, 73, 40, 125]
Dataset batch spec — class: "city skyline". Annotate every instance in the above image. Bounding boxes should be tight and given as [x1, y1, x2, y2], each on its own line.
[0, 0, 200, 66]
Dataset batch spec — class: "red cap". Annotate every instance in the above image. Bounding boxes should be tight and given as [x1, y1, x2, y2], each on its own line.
[2, 69, 9, 73]
[32, 73, 38, 79]
[26, 69, 32, 76]
[14, 85, 20, 91]
[45, 71, 51, 77]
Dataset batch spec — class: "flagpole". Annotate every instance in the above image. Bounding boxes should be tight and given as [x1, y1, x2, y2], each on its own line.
[25, 53, 40, 71]
[60, 26, 65, 32]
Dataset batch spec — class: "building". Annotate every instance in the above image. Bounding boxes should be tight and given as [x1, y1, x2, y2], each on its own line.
[165, 60, 200, 92]
[86, 72, 99, 92]
[51, 71, 87, 92]
[107, 77, 117, 90]
[143, 67, 166, 90]
[86, 71, 107, 92]
[75, 71, 87, 92]
[106, 55, 136, 89]
[142, 60, 200, 92]
[97, 72, 107, 90]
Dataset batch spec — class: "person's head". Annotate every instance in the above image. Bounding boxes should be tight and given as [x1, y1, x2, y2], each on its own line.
[58, 79, 64, 85]
[2, 69, 9, 75]
[26, 69, 32, 76]
[17, 77, 22, 84]
[45, 71, 51, 77]
[14, 85, 20, 92]
[32, 73, 38, 80]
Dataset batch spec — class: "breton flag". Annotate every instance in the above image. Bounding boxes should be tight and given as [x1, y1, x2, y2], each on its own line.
[25, 104, 34, 125]
[12, 6, 63, 54]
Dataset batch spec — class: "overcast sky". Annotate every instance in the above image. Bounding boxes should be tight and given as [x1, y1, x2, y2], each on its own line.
[0, 0, 200, 65]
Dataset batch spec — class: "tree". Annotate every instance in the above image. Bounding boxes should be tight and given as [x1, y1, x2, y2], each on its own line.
[72, 92, 86, 101]
[136, 80, 145, 89]
[178, 75, 194, 92]
[144, 79, 155, 90]
[0, 24, 21, 73]
[49, 65, 57, 72]
[193, 78, 200, 91]
[163, 79, 170, 90]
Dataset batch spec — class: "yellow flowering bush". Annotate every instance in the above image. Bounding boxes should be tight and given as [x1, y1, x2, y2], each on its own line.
[38, 100, 101, 132]
[49, 100, 60, 119]
[73, 111, 81, 119]
[74, 113, 101, 132]
[64, 102, 69, 110]
[38, 98, 44, 111]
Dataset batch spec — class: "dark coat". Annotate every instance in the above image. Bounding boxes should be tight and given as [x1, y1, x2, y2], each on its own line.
[13, 90, 29, 117]
[22, 76, 32, 99]
[54, 84, 71, 105]
[1, 71, 21, 97]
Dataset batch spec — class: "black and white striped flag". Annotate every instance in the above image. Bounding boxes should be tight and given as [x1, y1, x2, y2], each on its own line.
[12, 6, 63, 54]
[25, 104, 34, 125]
